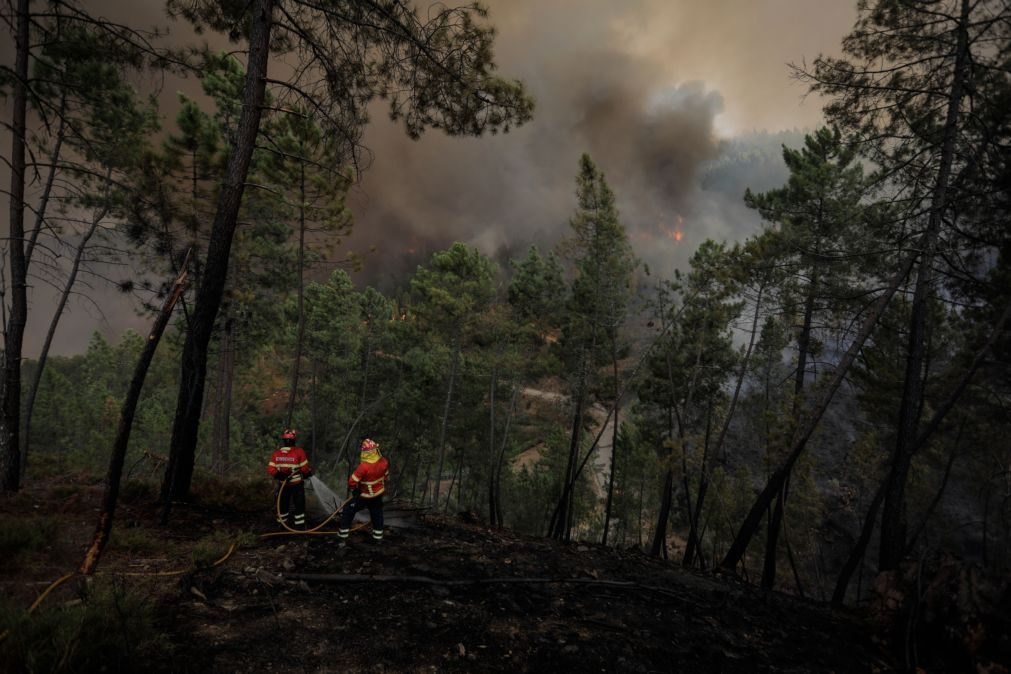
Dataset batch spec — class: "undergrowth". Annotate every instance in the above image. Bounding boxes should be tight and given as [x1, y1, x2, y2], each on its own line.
[0, 578, 167, 673]
[191, 529, 257, 567]
[192, 474, 269, 512]
[0, 516, 60, 564]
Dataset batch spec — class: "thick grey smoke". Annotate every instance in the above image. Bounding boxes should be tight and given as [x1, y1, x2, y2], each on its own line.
[345, 2, 725, 283]
[343, 0, 855, 284]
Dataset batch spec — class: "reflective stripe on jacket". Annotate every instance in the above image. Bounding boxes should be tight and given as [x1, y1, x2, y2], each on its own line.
[348, 457, 389, 498]
[267, 446, 311, 483]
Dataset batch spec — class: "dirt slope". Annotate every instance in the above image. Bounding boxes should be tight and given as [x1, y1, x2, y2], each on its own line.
[167, 512, 895, 673]
[1, 478, 895, 673]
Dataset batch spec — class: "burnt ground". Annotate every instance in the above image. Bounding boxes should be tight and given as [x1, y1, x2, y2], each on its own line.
[0, 476, 897, 673]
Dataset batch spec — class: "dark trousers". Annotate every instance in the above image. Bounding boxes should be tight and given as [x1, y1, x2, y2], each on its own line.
[277, 479, 306, 528]
[338, 494, 384, 539]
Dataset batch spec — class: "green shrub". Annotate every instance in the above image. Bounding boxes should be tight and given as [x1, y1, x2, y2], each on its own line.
[108, 527, 163, 555]
[0, 516, 60, 561]
[0, 579, 166, 674]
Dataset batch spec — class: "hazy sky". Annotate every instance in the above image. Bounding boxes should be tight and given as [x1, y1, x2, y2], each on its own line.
[8, 0, 858, 355]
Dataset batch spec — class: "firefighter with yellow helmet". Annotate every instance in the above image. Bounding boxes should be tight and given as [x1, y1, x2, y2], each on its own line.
[338, 438, 389, 544]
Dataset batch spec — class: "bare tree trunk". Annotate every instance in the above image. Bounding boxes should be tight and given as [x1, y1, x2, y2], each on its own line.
[443, 462, 462, 513]
[879, 0, 970, 572]
[1, 0, 31, 493]
[432, 330, 460, 507]
[81, 263, 188, 575]
[684, 404, 714, 566]
[649, 465, 675, 559]
[161, 0, 274, 512]
[550, 349, 588, 540]
[601, 335, 620, 546]
[24, 191, 110, 475]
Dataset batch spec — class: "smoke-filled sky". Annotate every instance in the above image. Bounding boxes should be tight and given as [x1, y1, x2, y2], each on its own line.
[345, 0, 855, 283]
[10, 0, 857, 355]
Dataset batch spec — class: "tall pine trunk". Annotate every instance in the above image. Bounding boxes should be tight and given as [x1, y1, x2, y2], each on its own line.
[161, 0, 275, 509]
[601, 335, 620, 546]
[762, 268, 816, 589]
[879, 0, 970, 572]
[549, 342, 588, 540]
[1, 0, 31, 493]
[650, 464, 675, 559]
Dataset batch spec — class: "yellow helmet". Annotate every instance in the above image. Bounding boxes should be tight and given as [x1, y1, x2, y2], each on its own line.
[360, 438, 381, 463]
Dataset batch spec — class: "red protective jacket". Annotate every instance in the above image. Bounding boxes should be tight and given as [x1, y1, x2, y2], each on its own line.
[348, 457, 389, 498]
[267, 446, 311, 484]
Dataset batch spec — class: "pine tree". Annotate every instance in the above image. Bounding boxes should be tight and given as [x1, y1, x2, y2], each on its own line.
[549, 154, 636, 541]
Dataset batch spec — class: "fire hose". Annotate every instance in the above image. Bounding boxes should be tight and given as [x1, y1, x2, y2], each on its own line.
[261, 475, 362, 538]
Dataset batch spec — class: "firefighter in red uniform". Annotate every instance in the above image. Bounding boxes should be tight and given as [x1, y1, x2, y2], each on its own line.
[338, 438, 389, 544]
[267, 429, 313, 529]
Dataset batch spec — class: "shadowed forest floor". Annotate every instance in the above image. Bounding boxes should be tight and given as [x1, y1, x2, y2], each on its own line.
[1, 475, 897, 673]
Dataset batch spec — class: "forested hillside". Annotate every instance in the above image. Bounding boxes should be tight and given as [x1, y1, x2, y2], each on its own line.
[3, 0, 1011, 672]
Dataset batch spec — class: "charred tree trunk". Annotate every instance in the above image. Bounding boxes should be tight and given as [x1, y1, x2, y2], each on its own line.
[879, 0, 970, 572]
[650, 465, 675, 559]
[160, 0, 274, 511]
[1, 0, 31, 493]
[81, 264, 188, 575]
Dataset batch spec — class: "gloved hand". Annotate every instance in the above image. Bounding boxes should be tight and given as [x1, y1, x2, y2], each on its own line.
[304, 470, 314, 480]
[351, 489, 360, 498]
[273, 471, 287, 481]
